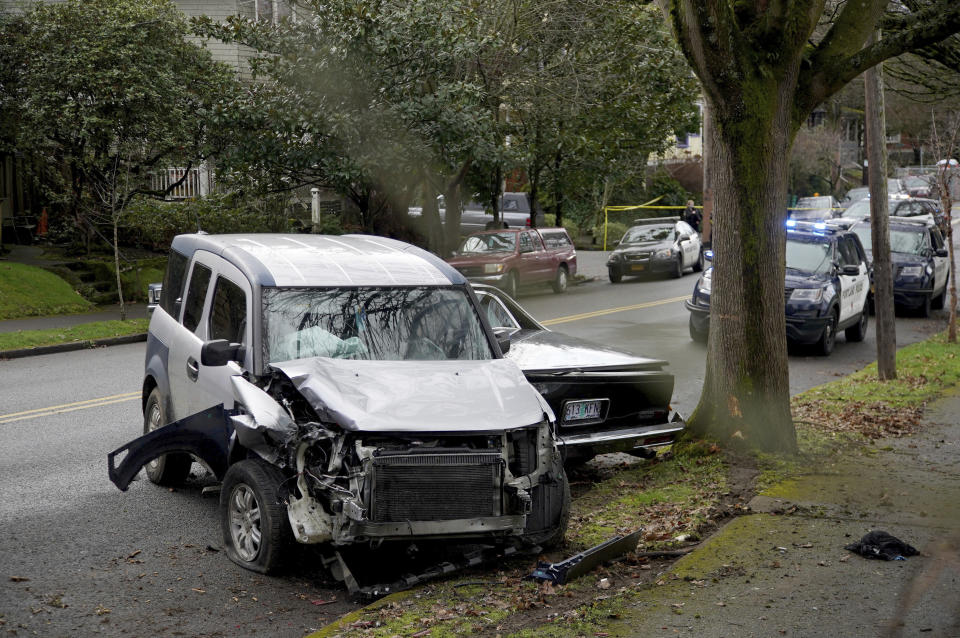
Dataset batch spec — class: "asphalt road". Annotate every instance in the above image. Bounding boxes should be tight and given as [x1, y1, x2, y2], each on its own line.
[0, 258, 953, 637]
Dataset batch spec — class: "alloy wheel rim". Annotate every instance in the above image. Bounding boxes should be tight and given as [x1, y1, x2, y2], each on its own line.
[228, 484, 262, 562]
[146, 403, 162, 471]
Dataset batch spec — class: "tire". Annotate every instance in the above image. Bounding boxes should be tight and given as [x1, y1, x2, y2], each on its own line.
[693, 248, 704, 272]
[689, 315, 707, 344]
[608, 267, 622, 284]
[919, 292, 932, 318]
[552, 265, 569, 294]
[816, 310, 838, 356]
[143, 388, 192, 486]
[845, 300, 869, 342]
[503, 271, 518, 298]
[521, 469, 570, 550]
[932, 284, 945, 310]
[671, 256, 683, 279]
[220, 459, 293, 574]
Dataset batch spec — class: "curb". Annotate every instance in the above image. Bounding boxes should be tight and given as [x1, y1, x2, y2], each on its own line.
[0, 333, 147, 360]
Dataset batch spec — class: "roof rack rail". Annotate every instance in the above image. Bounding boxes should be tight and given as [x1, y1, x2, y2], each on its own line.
[632, 216, 680, 224]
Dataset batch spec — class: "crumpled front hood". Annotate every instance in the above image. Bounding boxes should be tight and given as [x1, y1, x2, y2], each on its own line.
[271, 357, 549, 432]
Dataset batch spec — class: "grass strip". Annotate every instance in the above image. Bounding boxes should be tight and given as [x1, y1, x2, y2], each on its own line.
[0, 262, 92, 320]
[0, 319, 149, 351]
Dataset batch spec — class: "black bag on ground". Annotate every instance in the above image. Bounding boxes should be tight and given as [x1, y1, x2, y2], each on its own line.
[845, 530, 919, 561]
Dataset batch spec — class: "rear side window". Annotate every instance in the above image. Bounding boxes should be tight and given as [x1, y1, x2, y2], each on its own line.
[209, 276, 248, 344]
[182, 263, 212, 333]
[838, 237, 860, 266]
[159, 250, 189, 316]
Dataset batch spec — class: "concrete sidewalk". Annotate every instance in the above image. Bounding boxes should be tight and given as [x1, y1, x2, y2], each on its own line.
[600, 392, 960, 637]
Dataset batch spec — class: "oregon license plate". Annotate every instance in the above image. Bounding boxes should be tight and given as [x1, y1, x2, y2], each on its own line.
[562, 399, 608, 426]
[630, 264, 645, 271]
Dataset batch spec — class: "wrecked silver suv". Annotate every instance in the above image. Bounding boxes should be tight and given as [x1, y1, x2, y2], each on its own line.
[109, 234, 569, 575]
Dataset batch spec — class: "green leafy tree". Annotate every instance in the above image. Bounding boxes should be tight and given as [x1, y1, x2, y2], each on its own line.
[0, 0, 239, 314]
[658, 0, 960, 452]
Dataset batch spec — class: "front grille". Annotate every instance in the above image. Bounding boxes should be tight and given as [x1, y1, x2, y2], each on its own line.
[370, 452, 502, 522]
[626, 252, 652, 261]
[784, 288, 794, 303]
[457, 266, 484, 277]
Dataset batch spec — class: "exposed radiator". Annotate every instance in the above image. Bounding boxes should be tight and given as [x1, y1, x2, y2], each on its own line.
[370, 452, 503, 522]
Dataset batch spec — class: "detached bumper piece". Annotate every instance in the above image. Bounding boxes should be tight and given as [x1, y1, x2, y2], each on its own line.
[330, 543, 538, 602]
[528, 529, 641, 585]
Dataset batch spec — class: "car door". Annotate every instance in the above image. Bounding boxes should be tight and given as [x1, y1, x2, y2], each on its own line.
[676, 221, 699, 268]
[929, 228, 949, 293]
[837, 236, 869, 322]
[517, 231, 544, 283]
[167, 252, 252, 419]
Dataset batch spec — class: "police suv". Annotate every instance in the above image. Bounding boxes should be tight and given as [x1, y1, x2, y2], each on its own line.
[849, 217, 949, 317]
[686, 220, 872, 355]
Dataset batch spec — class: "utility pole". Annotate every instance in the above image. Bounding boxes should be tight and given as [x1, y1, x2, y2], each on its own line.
[864, 31, 896, 380]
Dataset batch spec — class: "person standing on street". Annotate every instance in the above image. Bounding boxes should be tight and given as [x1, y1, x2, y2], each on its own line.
[683, 200, 701, 232]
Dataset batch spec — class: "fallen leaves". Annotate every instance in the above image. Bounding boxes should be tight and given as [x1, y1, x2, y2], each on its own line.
[792, 399, 925, 439]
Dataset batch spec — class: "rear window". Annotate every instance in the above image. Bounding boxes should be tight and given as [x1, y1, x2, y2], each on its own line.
[541, 231, 571, 248]
[159, 250, 189, 317]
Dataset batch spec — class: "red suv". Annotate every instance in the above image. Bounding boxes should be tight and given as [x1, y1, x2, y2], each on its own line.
[446, 227, 577, 297]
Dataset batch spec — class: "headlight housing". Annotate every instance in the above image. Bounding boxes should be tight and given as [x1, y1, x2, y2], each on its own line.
[484, 263, 505, 274]
[698, 270, 712, 293]
[925, 264, 934, 276]
[899, 265, 922, 277]
[790, 287, 824, 302]
[654, 248, 673, 259]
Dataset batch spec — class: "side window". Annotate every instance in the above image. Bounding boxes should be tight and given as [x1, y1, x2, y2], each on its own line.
[159, 250, 189, 316]
[182, 263, 212, 333]
[479, 294, 519, 329]
[529, 232, 545, 251]
[519, 232, 533, 252]
[931, 228, 945, 251]
[209, 276, 248, 344]
[678, 221, 694, 236]
[839, 237, 859, 266]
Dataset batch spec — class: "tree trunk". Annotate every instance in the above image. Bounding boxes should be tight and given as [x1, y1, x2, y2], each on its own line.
[554, 147, 564, 228]
[940, 169, 957, 342]
[113, 217, 126, 321]
[864, 43, 897, 379]
[687, 87, 797, 454]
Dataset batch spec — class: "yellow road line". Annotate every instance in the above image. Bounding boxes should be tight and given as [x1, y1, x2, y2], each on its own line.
[0, 391, 140, 425]
[541, 295, 690, 326]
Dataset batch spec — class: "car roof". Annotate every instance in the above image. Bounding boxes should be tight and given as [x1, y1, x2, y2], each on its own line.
[170, 233, 465, 287]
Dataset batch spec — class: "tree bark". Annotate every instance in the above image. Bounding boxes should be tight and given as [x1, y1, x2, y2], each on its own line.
[864, 39, 897, 379]
[939, 166, 957, 342]
[688, 86, 797, 454]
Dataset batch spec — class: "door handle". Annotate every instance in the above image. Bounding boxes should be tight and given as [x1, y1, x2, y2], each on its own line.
[186, 357, 199, 382]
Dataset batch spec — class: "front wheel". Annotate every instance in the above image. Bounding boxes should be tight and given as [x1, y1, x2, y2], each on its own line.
[220, 459, 293, 574]
[143, 388, 192, 486]
[932, 284, 946, 310]
[918, 292, 932, 318]
[845, 301, 869, 342]
[552, 265, 569, 294]
[671, 256, 683, 279]
[693, 249, 704, 272]
[608, 267, 622, 284]
[816, 310, 838, 356]
[689, 315, 707, 344]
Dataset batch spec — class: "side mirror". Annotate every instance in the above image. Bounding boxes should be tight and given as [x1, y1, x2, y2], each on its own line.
[493, 327, 512, 354]
[201, 339, 245, 366]
[678, 233, 691, 243]
[842, 264, 861, 276]
[936, 248, 949, 258]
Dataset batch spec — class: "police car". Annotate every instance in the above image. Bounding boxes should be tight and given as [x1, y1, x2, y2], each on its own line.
[848, 217, 949, 317]
[686, 220, 872, 355]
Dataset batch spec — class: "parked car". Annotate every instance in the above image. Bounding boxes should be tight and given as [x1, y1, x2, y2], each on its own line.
[903, 174, 935, 199]
[788, 195, 841, 221]
[841, 186, 871, 208]
[687, 221, 871, 355]
[446, 227, 577, 297]
[472, 284, 685, 465]
[606, 218, 703, 283]
[109, 233, 570, 576]
[848, 217, 949, 317]
[837, 196, 945, 234]
[408, 192, 545, 235]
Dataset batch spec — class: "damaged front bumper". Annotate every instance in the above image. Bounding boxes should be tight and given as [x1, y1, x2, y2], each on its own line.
[108, 375, 567, 549]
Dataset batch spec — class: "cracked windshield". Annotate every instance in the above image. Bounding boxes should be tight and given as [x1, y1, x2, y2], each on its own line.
[262, 287, 493, 363]
[458, 232, 517, 254]
[622, 225, 673, 243]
